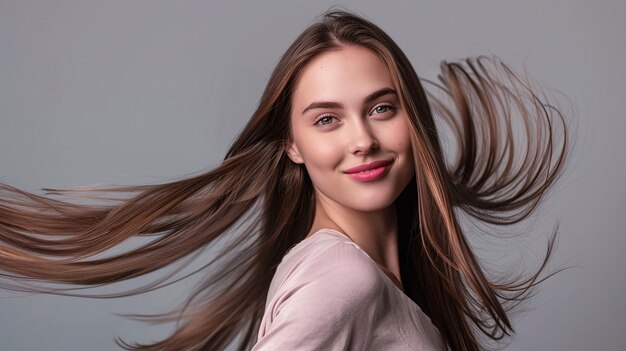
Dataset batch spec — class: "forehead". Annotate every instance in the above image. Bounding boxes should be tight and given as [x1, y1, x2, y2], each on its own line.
[292, 46, 394, 109]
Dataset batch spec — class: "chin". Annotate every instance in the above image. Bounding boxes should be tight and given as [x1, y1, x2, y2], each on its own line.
[314, 179, 404, 212]
[342, 195, 398, 212]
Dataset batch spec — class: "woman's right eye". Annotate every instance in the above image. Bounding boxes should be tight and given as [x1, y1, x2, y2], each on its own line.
[313, 115, 338, 127]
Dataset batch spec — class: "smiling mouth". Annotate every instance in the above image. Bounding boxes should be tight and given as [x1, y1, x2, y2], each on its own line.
[343, 159, 393, 174]
[344, 162, 392, 182]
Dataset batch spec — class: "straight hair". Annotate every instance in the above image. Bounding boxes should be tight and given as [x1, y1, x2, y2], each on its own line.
[0, 8, 572, 350]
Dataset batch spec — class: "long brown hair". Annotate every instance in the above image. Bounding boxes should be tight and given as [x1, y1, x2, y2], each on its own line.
[0, 8, 571, 351]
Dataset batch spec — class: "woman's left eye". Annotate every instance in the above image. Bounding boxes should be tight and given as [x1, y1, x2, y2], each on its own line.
[371, 103, 395, 115]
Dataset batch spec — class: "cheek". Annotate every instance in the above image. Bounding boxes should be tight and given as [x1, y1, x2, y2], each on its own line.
[381, 117, 412, 153]
[395, 128, 411, 151]
[294, 130, 343, 172]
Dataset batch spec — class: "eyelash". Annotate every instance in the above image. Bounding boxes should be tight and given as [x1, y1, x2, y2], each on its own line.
[312, 103, 396, 127]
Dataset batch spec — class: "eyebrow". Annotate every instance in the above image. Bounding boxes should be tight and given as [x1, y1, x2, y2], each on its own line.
[301, 87, 398, 115]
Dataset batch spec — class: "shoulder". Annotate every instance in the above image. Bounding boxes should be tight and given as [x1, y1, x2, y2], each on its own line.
[301, 237, 381, 288]
[284, 232, 382, 291]
[270, 234, 384, 317]
[254, 235, 385, 350]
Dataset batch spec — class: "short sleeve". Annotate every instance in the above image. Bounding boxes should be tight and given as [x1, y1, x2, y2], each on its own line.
[251, 241, 384, 351]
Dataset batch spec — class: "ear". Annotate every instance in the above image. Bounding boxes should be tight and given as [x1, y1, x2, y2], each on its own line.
[285, 138, 304, 164]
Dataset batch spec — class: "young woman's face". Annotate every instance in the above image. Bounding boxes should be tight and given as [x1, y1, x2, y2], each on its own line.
[287, 45, 415, 212]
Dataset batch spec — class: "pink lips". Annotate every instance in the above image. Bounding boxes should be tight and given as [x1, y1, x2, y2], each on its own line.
[343, 160, 393, 182]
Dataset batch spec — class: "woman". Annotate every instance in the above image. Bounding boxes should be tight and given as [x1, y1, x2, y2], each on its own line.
[0, 9, 570, 351]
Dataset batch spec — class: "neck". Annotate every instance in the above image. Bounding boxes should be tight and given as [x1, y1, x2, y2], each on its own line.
[308, 193, 401, 285]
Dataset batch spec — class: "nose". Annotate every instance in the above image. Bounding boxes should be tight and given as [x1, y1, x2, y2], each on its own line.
[348, 118, 380, 155]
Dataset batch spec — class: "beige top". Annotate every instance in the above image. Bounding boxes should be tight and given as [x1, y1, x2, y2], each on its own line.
[252, 228, 448, 350]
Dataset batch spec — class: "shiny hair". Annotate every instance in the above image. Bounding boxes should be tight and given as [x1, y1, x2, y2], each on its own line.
[0, 8, 571, 351]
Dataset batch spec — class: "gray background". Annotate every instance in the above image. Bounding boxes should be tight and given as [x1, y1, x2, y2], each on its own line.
[0, 1, 623, 350]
